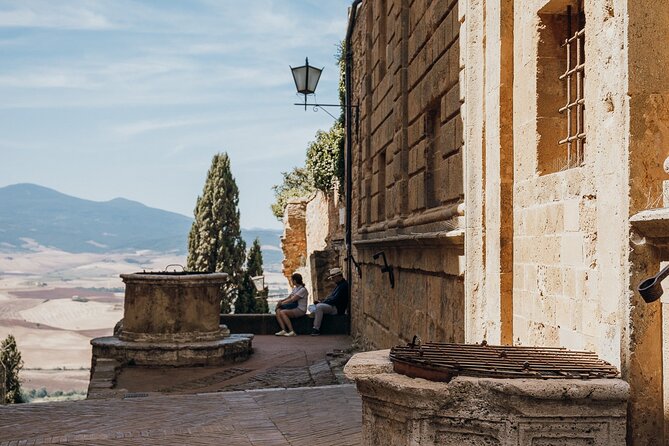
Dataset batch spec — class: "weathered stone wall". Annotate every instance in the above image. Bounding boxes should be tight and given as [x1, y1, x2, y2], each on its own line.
[460, 0, 669, 442]
[281, 192, 344, 303]
[305, 191, 329, 254]
[341, 0, 669, 441]
[349, 0, 465, 349]
[281, 199, 308, 284]
[306, 190, 345, 302]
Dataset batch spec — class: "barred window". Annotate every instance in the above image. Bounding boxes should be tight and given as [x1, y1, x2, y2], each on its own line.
[558, 2, 585, 169]
[537, 1, 586, 175]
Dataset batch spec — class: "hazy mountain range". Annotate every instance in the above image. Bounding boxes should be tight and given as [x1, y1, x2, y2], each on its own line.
[0, 184, 283, 267]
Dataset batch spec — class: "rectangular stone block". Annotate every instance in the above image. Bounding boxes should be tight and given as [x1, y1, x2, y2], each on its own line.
[408, 116, 426, 148]
[409, 172, 426, 211]
[446, 151, 464, 200]
[409, 141, 426, 174]
[440, 119, 457, 153]
[561, 233, 584, 266]
[442, 83, 461, 119]
[564, 199, 580, 232]
[370, 195, 379, 222]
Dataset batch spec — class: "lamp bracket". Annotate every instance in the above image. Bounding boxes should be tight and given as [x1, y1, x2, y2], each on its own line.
[293, 102, 359, 134]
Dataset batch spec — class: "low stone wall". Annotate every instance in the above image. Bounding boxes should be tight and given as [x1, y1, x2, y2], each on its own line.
[344, 350, 629, 446]
[220, 314, 350, 336]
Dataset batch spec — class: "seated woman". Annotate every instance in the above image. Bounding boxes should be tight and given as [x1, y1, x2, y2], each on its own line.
[274, 273, 308, 337]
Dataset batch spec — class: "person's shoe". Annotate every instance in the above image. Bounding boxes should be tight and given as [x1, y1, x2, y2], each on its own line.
[275, 330, 287, 336]
[310, 328, 321, 336]
[284, 331, 297, 337]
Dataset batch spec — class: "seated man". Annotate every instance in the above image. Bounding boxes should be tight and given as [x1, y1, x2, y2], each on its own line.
[311, 267, 348, 336]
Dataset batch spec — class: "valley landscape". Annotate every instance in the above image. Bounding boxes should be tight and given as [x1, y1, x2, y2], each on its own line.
[0, 184, 285, 398]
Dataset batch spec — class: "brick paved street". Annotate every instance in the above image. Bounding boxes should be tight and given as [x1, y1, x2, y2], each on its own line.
[0, 384, 361, 445]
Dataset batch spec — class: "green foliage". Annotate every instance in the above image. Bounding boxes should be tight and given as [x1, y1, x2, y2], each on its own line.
[21, 388, 86, 403]
[234, 272, 257, 314]
[305, 121, 345, 192]
[271, 167, 315, 220]
[246, 238, 263, 277]
[234, 238, 269, 314]
[187, 153, 247, 313]
[1, 334, 24, 404]
[270, 41, 347, 219]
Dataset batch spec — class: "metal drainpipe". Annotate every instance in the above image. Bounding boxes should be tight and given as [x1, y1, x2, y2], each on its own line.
[345, 0, 362, 308]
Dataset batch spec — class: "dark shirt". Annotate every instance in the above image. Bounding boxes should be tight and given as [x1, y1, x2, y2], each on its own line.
[322, 280, 349, 315]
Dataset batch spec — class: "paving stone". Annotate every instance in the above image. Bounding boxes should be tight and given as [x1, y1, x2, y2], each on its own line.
[0, 385, 361, 445]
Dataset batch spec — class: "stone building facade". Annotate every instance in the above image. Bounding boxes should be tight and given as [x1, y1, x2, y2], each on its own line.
[281, 192, 345, 303]
[349, 0, 466, 349]
[338, 0, 669, 444]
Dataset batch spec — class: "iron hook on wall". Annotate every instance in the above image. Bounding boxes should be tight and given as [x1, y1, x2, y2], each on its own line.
[373, 251, 395, 289]
[345, 255, 362, 278]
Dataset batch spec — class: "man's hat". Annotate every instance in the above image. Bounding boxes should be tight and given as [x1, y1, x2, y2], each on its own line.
[327, 267, 343, 279]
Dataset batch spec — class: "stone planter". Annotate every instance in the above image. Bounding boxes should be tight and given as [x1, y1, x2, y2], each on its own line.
[344, 350, 629, 446]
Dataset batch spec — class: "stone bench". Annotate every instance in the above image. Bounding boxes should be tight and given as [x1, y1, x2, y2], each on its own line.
[220, 313, 350, 335]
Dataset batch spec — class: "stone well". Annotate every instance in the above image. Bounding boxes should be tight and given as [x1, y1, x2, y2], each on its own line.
[344, 350, 629, 446]
[91, 272, 252, 367]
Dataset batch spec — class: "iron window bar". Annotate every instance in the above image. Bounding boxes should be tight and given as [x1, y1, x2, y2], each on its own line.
[558, 3, 586, 169]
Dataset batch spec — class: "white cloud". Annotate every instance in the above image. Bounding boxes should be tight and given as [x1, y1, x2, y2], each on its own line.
[114, 117, 222, 138]
[0, 2, 116, 30]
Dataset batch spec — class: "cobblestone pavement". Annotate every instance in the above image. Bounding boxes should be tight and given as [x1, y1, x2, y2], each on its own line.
[0, 384, 361, 445]
[113, 335, 355, 396]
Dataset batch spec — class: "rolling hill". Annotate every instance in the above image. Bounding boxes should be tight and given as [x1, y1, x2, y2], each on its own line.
[0, 184, 283, 267]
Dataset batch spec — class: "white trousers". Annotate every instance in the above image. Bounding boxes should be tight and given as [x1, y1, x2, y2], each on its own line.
[313, 303, 338, 329]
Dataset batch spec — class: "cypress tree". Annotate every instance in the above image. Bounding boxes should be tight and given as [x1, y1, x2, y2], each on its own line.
[247, 238, 264, 277]
[234, 238, 269, 314]
[248, 238, 269, 313]
[234, 272, 257, 314]
[1, 334, 23, 404]
[187, 153, 246, 313]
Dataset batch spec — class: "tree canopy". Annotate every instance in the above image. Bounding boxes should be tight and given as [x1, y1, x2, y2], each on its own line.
[234, 238, 269, 314]
[1, 334, 23, 404]
[187, 153, 246, 313]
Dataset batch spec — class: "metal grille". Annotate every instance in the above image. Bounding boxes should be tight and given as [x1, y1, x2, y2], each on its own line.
[558, 3, 586, 168]
[390, 341, 619, 382]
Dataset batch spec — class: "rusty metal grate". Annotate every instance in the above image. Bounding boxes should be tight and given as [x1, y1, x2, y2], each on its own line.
[390, 340, 619, 382]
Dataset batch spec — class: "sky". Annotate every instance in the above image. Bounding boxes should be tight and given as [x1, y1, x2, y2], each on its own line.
[0, 0, 350, 230]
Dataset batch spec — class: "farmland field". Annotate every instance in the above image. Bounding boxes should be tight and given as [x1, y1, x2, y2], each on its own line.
[0, 248, 289, 395]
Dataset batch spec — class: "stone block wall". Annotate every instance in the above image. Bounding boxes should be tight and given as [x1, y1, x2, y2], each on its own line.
[281, 192, 344, 303]
[281, 199, 308, 282]
[349, 0, 465, 349]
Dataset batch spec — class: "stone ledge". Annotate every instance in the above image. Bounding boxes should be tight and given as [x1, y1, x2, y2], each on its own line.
[91, 333, 254, 367]
[220, 313, 350, 335]
[631, 207, 669, 244]
[353, 229, 464, 248]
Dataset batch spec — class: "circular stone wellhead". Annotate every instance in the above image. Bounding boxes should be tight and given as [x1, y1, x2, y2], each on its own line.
[90, 271, 254, 368]
[118, 272, 229, 343]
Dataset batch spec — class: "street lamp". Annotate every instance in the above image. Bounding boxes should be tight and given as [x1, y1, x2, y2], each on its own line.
[290, 57, 358, 123]
[290, 57, 324, 110]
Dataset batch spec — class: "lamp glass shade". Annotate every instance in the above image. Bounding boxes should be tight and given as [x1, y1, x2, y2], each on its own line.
[291, 65, 308, 94]
[307, 65, 322, 93]
[290, 59, 323, 95]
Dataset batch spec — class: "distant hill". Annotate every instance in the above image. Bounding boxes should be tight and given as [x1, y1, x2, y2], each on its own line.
[241, 228, 283, 272]
[0, 184, 283, 267]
